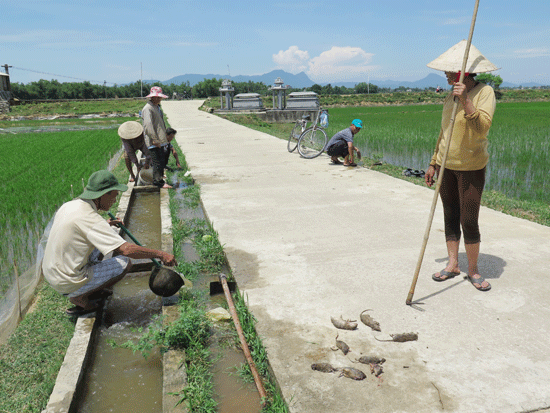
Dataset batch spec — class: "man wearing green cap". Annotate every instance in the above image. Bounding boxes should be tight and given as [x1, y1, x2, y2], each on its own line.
[42, 170, 177, 316]
[325, 119, 363, 166]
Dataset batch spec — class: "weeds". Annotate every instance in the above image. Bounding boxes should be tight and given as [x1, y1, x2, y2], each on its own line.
[2, 99, 144, 118]
[0, 283, 74, 413]
[164, 144, 289, 411]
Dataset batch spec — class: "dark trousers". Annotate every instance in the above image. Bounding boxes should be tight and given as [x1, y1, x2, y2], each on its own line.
[327, 141, 348, 158]
[162, 144, 172, 169]
[439, 167, 486, 244]
[149, 147, 166, 188]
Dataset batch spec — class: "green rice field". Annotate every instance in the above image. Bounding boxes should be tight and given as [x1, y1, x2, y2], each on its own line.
[327, 101, 550, 204]
[0, 128, 125, 294]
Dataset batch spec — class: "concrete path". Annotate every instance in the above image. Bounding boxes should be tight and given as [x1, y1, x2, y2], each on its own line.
[163, 100, 550, 413]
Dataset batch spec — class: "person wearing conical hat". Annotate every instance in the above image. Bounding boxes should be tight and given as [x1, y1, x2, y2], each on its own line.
[142, 86, 172, 189]
[424, 40, 499, 292]
[118, 121, 151, 183]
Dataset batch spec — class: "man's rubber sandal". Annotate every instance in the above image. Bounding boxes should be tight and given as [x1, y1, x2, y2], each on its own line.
[345, 163, 357, 167]
[66, 305, 100, 316]
[432, 269, 460, 282]
[331, 160, 343, 165]
[467, 274, 491, 291]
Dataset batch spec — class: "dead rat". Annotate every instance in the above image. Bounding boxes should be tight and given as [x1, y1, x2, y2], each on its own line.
[339, 367, 367, 381]
[370, 363, 384, 377]
[374, 332, 418, 342]
[331, 315, 358, 330]
[331, 334, 350, 355]
[311, 363, 339, 373]
[355, 355, 386, 365]
[360, 309, 381, 332]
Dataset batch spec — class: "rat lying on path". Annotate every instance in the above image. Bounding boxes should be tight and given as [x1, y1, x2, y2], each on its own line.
[331, 334, 350, 355]
[331, 315, 358, 330]
[374, 332, 418, 342]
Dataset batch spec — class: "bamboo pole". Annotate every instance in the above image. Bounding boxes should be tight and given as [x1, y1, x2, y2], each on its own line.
[219, 273, 268, 406]
[13, 260, 22, 321]
[406, 0, 480, 306]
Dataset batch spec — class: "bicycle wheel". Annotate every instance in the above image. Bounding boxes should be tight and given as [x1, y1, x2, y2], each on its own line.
[297, 127, 327, 159]
[287, 122, 301, 152]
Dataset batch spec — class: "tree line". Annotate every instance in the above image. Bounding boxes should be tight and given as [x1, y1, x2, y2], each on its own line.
[9, 74, 506, 101]
[9, 78, 385, 100]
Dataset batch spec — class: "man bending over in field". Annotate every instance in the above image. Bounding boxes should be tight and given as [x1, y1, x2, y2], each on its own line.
[41, 170, 177, 316]
[325, 119, 363, 166]
[118, 121, 151, 182]
[163, 128, 181, 171]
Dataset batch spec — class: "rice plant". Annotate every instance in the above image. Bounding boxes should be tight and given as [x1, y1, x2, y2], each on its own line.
[0, 129, 122, 298]
[327, 102, 550, 204]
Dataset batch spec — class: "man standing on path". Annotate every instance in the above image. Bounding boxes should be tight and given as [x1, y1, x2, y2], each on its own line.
[325, 119, 363, 166]
[142, 86, 172, 189]
[42, 170, 177, 316]
[118, 121, 151, 183]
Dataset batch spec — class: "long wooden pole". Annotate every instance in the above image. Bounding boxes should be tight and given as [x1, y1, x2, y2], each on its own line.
[406, 0, 480, 305]
[219, 273, 268, 406]
[13, 260, 22, 321]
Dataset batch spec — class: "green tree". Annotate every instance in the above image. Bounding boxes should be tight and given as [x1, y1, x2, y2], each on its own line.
[192, 78, 222, 98]
[321, 84, 334, 95]
[354, 82, 378, 94]
[476, 73, 503, 90]
[310, 84, 322, 94]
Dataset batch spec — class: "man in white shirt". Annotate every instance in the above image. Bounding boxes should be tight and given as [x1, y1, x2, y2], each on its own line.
[42, 170, 177, 315]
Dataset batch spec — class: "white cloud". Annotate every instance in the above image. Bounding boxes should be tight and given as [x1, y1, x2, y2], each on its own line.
[172, 41, 219, 47]
[512, 48, 550, 58]
[443, 16, 469, 25]
[272, 46, 310, 73]
[306, 46, 378, 83]
[0, 29, 82, 43]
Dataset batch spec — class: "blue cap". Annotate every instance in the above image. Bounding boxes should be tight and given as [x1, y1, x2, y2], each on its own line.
[352, 119, 363, 128]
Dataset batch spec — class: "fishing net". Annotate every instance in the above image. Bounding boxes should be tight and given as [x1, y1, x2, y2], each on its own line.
[0, 216, 53, 344]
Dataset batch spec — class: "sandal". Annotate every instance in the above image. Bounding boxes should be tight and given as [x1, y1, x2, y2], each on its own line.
[467, 274, 491, 291]
[66, 305, 100, 316]
[432, 269, 460, 282]
[344, 163, 357, 167]
[331, 159, 343, 165]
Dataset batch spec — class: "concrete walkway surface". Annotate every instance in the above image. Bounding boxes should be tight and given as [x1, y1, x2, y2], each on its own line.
[163, 100, 550, 413]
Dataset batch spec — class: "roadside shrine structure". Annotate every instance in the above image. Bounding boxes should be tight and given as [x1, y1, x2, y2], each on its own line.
[219, 79, 234, 110]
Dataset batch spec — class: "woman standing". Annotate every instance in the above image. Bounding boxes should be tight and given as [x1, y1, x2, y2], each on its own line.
[424, 40, 498, 291]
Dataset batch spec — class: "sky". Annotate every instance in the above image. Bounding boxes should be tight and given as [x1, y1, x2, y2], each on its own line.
[2, 0, 550, 86]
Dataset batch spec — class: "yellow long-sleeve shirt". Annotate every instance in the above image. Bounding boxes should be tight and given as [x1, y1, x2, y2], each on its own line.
[430, 83, 496, 171]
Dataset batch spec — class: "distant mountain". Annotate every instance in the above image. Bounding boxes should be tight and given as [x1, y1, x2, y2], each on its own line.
[151, 70, 544, 90]
[160, 71, 450, 90]
[163, 70, 313, 88]
[501, 81, 544, 88]
[330, 74, 448, 90]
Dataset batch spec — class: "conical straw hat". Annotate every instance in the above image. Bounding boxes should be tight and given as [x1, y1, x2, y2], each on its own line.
[427, 40, 499, 73]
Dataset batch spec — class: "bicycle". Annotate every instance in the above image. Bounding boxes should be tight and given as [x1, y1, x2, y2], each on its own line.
[287, 114, 311, 153]
[296, 109, 328, 159]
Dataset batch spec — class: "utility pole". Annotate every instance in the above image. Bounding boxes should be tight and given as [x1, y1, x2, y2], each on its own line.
[2, 64, 12, 91]
[104, 80, 107, 98]
[140, 62, 143, 97]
